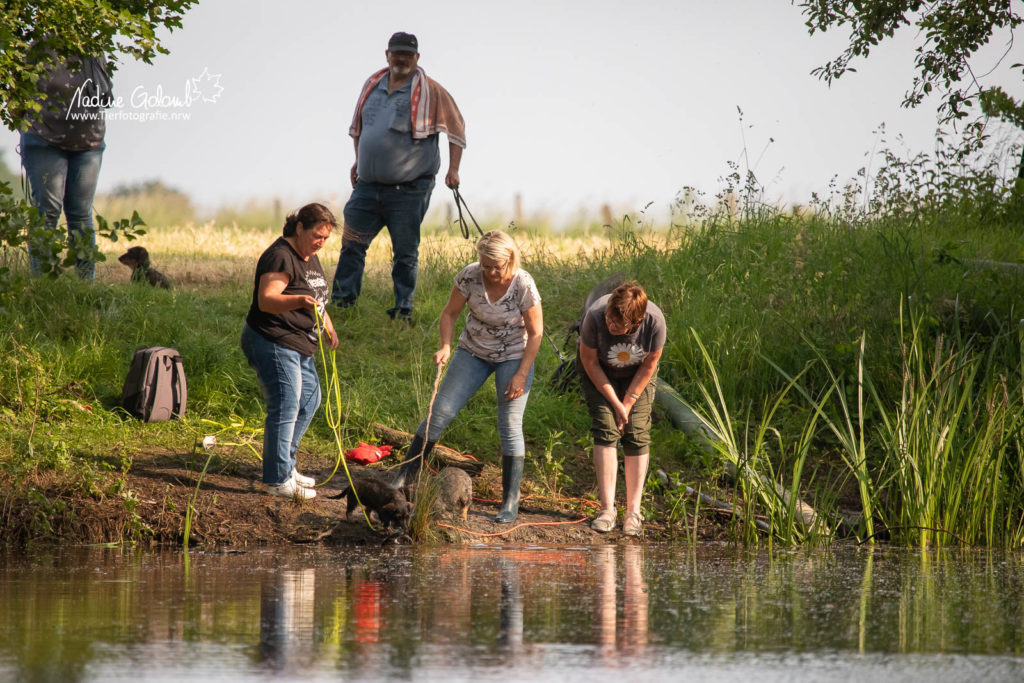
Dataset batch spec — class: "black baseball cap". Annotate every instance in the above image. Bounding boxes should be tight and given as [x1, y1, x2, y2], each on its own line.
[388, 32, 418, 53]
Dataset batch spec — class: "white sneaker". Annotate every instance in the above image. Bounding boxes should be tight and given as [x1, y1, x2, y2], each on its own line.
[267, 477, 316, 500]
[291, 468, 316, 488]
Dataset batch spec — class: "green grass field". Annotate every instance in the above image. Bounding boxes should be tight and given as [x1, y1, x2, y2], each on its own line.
[4, 157, 1024, 547]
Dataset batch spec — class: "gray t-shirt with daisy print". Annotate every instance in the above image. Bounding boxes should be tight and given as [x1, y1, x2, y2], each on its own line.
[454, 263, 542, 362]
[580, 293, 666, 380]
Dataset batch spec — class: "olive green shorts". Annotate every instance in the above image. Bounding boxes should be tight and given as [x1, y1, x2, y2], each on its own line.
[577, 356, 656, 455]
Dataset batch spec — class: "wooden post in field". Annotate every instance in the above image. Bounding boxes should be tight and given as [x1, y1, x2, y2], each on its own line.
[514, 193, 523, 225]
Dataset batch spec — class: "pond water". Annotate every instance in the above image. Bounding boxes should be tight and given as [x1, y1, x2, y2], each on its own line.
[1, 544, 1023, 681]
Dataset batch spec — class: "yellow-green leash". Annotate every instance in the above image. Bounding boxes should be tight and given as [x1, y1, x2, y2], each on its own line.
[314, 305, 374, 529]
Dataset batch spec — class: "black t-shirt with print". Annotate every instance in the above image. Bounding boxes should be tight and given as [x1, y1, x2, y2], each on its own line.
[246, 237, 329, 357]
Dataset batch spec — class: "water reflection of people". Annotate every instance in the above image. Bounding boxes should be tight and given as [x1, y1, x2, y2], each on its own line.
[596, 546, 649, 655]
[434, 551, 473, 639]
[354, 580, 383, 644]
[497, 557, 524, 653]
[258, 569, 316, 671]
[597, 546, 616, 656]
[622, 545, 648, 653]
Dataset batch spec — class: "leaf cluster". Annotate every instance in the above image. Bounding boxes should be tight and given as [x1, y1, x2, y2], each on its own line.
[0, 0, 195, 130]
[799, 0, 1023, 124]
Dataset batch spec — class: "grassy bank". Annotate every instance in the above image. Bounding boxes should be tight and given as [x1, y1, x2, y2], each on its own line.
[2, 199, 1024, 547]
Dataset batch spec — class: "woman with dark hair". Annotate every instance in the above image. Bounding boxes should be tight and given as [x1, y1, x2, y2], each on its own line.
[578, 281, 665, 536]
[241, 203, 339, 499]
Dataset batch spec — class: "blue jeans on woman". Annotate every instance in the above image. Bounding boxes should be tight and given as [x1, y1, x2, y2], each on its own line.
[415, 348, 534, 456]
[331, 177, 434, 315]
[241, 324, 322, 485]
[20, 131, 104, 280]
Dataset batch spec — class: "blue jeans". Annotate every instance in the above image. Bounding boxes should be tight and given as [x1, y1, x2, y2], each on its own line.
[415, 348, 534, 456]
[331, 177, 435, 313]
[20, 131, 105, 280]
[241, 325, 322, 485]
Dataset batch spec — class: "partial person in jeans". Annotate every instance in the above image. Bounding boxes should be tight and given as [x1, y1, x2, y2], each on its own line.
[331, 31, 465, 321]
[392, 230, 542, 523]
[19, 54, 113, 279]
[578, 282, 665, 536]
[241, 203, 339, 500]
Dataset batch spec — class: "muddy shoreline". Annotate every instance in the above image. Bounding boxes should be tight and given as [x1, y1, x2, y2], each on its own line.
[3, 448, 718, 549]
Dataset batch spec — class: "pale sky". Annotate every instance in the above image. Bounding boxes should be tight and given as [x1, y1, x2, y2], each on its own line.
[3, 0, 1021, 223]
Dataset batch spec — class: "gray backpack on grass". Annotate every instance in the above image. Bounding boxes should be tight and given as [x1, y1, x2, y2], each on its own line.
[120, 347, 187, 422]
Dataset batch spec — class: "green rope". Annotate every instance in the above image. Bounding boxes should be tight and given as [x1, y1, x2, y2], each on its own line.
[314, 305, 375, 529]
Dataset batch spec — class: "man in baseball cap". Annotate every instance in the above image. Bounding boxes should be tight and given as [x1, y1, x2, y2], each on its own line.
[332, 31, 467, 323]
[387, 31, 418, 53]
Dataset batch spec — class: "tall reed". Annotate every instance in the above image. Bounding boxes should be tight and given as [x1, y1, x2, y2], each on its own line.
[773, 304, 1024, 548]
[768, 333, 876, 542]
[182, 447, 213, 550]
[685, 329, 831, 544]
[870, 306, 1024, 547]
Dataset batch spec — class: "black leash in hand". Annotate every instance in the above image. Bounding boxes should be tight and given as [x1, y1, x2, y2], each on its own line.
[452, 187, 483, 239]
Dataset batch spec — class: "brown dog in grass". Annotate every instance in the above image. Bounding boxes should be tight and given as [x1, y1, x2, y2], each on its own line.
[118, 246, 171, 289]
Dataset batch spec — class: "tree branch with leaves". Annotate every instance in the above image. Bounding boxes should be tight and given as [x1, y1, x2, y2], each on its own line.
[798, 0, 1022, 123]
[799, 0, 1024, 184]
[0, 0, 196, 131]
[0, 1, 194, 285]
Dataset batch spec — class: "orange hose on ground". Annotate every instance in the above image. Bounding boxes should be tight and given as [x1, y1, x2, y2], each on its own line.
[436, 517, 588, 537]
[472, 494, 601, 511]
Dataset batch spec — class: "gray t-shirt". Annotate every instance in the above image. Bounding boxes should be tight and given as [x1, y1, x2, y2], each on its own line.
[355, 75, 439, 184]
[454, 263, 542, 362]
[27, 57, 107, 151]
[580, 294, 667, 380]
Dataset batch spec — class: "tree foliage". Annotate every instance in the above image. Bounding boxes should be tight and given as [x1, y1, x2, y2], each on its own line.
[0, 0, 196, 131]
[798, 1, 1023, 125]
[0, 2, 190, 289]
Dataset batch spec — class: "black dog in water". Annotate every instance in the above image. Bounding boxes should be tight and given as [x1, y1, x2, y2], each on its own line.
[330, 474, 414, 531]
[118, 246, 171, 289]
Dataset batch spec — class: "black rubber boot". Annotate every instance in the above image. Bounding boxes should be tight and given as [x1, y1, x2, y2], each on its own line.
[391, 434, 435, 489]
[494, 455, 525, 523]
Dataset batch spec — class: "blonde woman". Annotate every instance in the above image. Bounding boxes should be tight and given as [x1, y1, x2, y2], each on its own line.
[393, 230, 543, 523]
